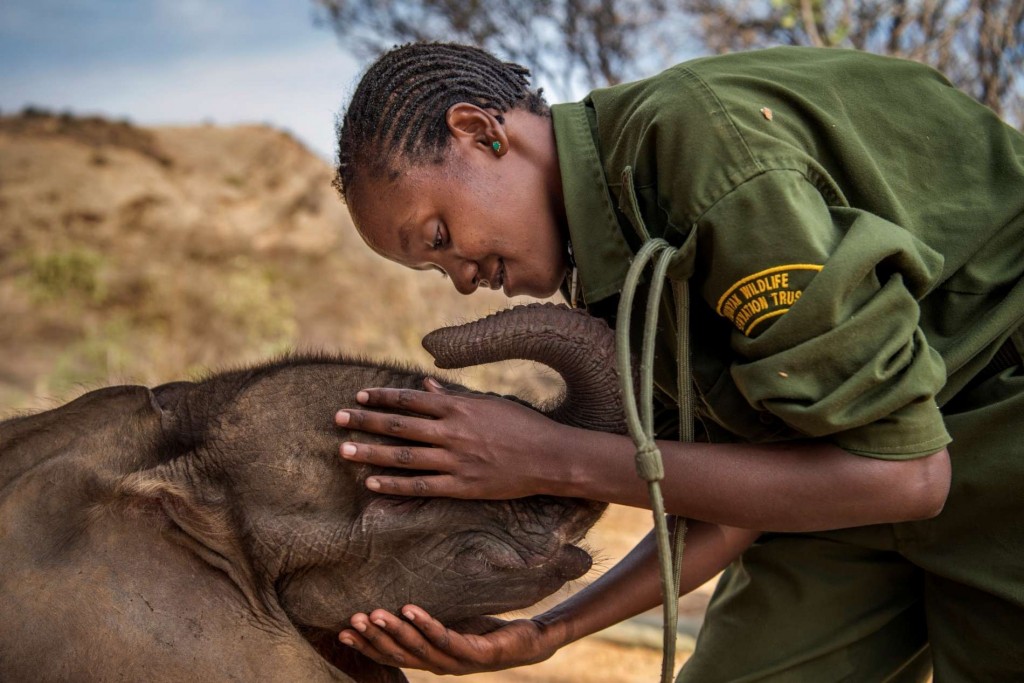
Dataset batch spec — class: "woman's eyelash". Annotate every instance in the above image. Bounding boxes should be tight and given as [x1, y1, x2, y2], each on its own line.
[432, 225, 444, 249]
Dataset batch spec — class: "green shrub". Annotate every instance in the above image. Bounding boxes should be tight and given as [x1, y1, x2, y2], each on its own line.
[26, 249, 106, 304]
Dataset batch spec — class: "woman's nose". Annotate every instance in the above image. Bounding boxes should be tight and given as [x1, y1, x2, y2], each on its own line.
[451, 261, 480, 295]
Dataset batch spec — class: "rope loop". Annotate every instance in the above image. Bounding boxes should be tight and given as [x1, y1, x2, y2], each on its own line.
[615, 237, 694, 683]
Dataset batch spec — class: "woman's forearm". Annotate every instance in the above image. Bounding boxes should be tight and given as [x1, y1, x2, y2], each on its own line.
[337, 384, 949, 531]
[546, 426, 949, 532]
[535, 521, 759, 647]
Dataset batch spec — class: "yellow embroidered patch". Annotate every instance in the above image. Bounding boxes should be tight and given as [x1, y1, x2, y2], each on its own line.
[716, 264, 823, 335]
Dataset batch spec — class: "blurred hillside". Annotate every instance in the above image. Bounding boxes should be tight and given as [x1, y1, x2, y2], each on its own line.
[0, 110, 559, 414]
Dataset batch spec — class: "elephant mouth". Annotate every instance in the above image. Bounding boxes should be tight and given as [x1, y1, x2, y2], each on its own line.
[550, 543, 594, 580]
[453, 535, 593, 581]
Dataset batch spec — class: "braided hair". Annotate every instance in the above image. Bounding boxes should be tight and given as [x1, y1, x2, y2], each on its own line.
[334, 42, 548, 202]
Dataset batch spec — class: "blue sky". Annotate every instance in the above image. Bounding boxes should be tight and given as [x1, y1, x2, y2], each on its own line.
[1, 0, 361, 160]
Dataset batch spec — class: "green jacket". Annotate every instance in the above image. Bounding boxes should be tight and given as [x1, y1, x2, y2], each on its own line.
[552, 47, 1024, 459]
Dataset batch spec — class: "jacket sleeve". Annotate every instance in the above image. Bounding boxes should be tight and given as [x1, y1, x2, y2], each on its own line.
[695, 168, 951, 459]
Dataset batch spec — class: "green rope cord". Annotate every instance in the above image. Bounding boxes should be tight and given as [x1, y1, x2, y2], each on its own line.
[615, 238, 692, 683]
[670, 275, 691, 608]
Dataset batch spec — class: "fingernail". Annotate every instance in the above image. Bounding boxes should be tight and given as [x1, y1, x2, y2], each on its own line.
[425, 377, 441, 389]
[366, 478, 381, 491]
[340, 637, 354, 647]
[341, 443, 357, 457]
[353, 621, 366, 633]
[373, 619, 386, 628]
[356, 391, 369, 403]
[402, 610, 416, 621]
[336, 411, 350, 426]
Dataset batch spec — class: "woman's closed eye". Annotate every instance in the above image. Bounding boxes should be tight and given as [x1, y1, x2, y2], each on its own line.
[431, 223, 447, 250]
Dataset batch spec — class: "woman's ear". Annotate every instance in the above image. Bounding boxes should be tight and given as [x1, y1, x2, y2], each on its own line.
[445, 103, 508, 157]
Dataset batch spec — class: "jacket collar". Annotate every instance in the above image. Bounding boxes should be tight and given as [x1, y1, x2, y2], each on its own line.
[551, 101, 635, 305]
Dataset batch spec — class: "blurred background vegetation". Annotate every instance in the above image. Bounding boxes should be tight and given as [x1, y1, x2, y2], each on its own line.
[315, 0, 1024, 126]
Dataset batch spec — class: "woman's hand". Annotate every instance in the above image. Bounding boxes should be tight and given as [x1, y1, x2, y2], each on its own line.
[336, 377, 573, 499]
[339, 605, 562, 675]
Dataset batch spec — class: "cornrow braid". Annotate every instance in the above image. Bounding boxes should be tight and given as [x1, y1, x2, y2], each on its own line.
[334, 42, 549, 202]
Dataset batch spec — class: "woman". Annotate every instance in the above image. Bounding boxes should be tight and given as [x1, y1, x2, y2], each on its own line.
[331, 42, 1024, 681]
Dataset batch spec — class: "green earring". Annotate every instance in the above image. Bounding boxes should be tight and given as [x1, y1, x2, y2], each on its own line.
[491, 140, 502, 153]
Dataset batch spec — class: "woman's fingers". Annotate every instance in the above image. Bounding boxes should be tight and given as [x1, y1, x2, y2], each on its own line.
[335, 378, 554, 500]
[340, 610, 466, 674]
[422, 376, 449, 394]
[396, 605, 463, 651]
[341, 607, 548, 675]
[358, 384, 452, 416]
[367, 608, 460, 663]
[340, 441, 448, 471]
[340, 439, 485, 497]
[342, 613, 414, 667]
[336, 407, 438, 441]
[335, 382, 459, 440]
[363, 474, 467, 498]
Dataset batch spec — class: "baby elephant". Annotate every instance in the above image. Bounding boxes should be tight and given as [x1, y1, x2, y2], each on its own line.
[0, 304, 626, 682]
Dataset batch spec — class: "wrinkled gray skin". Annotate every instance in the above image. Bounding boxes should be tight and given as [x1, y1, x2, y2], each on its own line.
[0, 304, 626, 682]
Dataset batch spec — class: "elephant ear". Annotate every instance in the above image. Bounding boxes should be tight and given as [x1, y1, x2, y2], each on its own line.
[114, 470, 277, 617]
[302, 628, 409, 683]
[151, 380, 196, 411]
[151, 380, 202, 453]
[1, 385, 170, 488]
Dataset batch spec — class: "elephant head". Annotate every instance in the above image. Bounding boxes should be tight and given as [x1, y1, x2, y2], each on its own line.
[0, 303, 625, 682]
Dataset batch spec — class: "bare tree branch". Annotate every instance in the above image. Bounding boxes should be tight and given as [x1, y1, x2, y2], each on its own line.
[800, 0, 825, 47]
[681, 0, 1023, 126]
[313, 0, 1023, 127]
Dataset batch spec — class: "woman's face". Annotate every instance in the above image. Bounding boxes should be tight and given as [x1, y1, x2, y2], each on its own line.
[347, 108, 568, 299]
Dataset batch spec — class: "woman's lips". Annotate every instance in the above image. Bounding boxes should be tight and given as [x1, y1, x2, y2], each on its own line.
[479, 260, 505, 292]
[497, 259, 509, 294]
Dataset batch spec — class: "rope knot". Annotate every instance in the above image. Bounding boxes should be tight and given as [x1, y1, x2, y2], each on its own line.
[634, 442, 665, 482]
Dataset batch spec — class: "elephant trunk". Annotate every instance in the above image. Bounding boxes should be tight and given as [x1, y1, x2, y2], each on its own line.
[422, 303, 627, 434]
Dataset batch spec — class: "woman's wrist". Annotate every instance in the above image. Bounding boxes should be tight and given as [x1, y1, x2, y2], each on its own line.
[531, 603, 581, 652]
[549, 426, 641, 501]
[531, 420, 606, 497]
